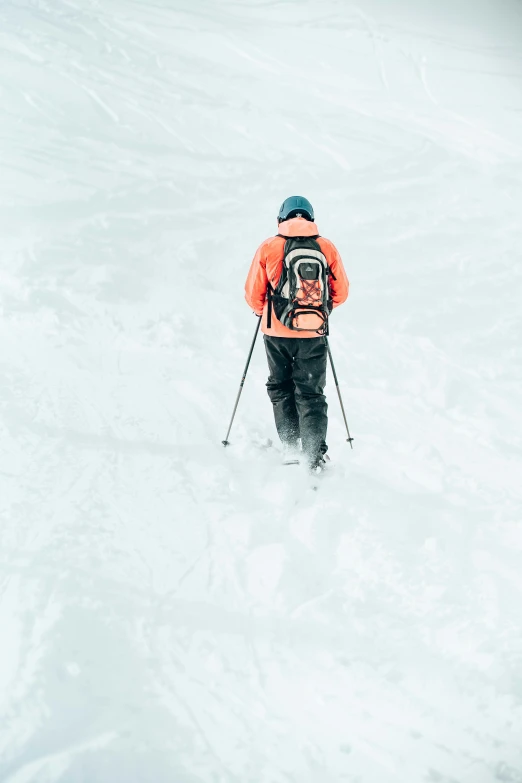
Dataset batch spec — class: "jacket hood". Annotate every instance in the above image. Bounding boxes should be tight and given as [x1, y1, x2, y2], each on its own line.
[277, 217, 319, 237]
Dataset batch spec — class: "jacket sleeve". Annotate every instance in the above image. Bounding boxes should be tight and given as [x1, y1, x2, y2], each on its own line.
[326, 241, 349, 308]
[244, 242, 268, 316]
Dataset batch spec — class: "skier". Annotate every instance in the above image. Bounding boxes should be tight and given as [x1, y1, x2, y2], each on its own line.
[245, 196, 349, 471]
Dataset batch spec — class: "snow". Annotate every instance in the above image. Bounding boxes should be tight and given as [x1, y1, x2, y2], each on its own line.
[1, 0, 522, 780]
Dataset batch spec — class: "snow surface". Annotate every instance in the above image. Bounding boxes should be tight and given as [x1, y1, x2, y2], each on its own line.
[1, 0, 522, 781]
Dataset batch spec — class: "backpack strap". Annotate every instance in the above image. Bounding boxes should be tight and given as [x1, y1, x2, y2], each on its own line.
[276, 234, 321, 239]
[267, 282, 273, 329]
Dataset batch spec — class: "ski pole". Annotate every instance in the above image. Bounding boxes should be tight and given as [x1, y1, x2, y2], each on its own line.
[325, 338, 354, 448]
[222, 316, 262, 446]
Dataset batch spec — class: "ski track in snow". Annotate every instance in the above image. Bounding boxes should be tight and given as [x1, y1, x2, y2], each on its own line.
[1, 0, 522, 781]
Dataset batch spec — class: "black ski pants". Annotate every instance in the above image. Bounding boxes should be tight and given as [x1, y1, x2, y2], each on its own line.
[264, 335, 328, 463]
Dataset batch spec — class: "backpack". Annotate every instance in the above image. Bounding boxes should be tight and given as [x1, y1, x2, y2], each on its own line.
[267, 235, 335, 336]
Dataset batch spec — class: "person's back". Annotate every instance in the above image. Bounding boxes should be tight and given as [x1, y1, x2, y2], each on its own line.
[245, 196, 349, 471]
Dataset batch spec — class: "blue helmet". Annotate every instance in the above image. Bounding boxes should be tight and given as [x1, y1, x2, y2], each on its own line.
[278, 195, 314, 223]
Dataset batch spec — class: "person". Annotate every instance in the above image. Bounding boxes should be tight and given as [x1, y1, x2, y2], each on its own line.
[244, 195, 349, 471]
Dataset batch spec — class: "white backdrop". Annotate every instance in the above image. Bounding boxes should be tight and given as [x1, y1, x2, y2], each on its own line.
[1, 1, 522, 781]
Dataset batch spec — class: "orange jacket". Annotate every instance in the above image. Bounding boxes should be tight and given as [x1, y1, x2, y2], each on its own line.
[245, 217, 349, 338]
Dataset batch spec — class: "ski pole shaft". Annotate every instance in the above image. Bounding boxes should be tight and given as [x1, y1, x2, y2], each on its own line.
[222, 317, 261, 446]
[325, 338, 354, 448]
